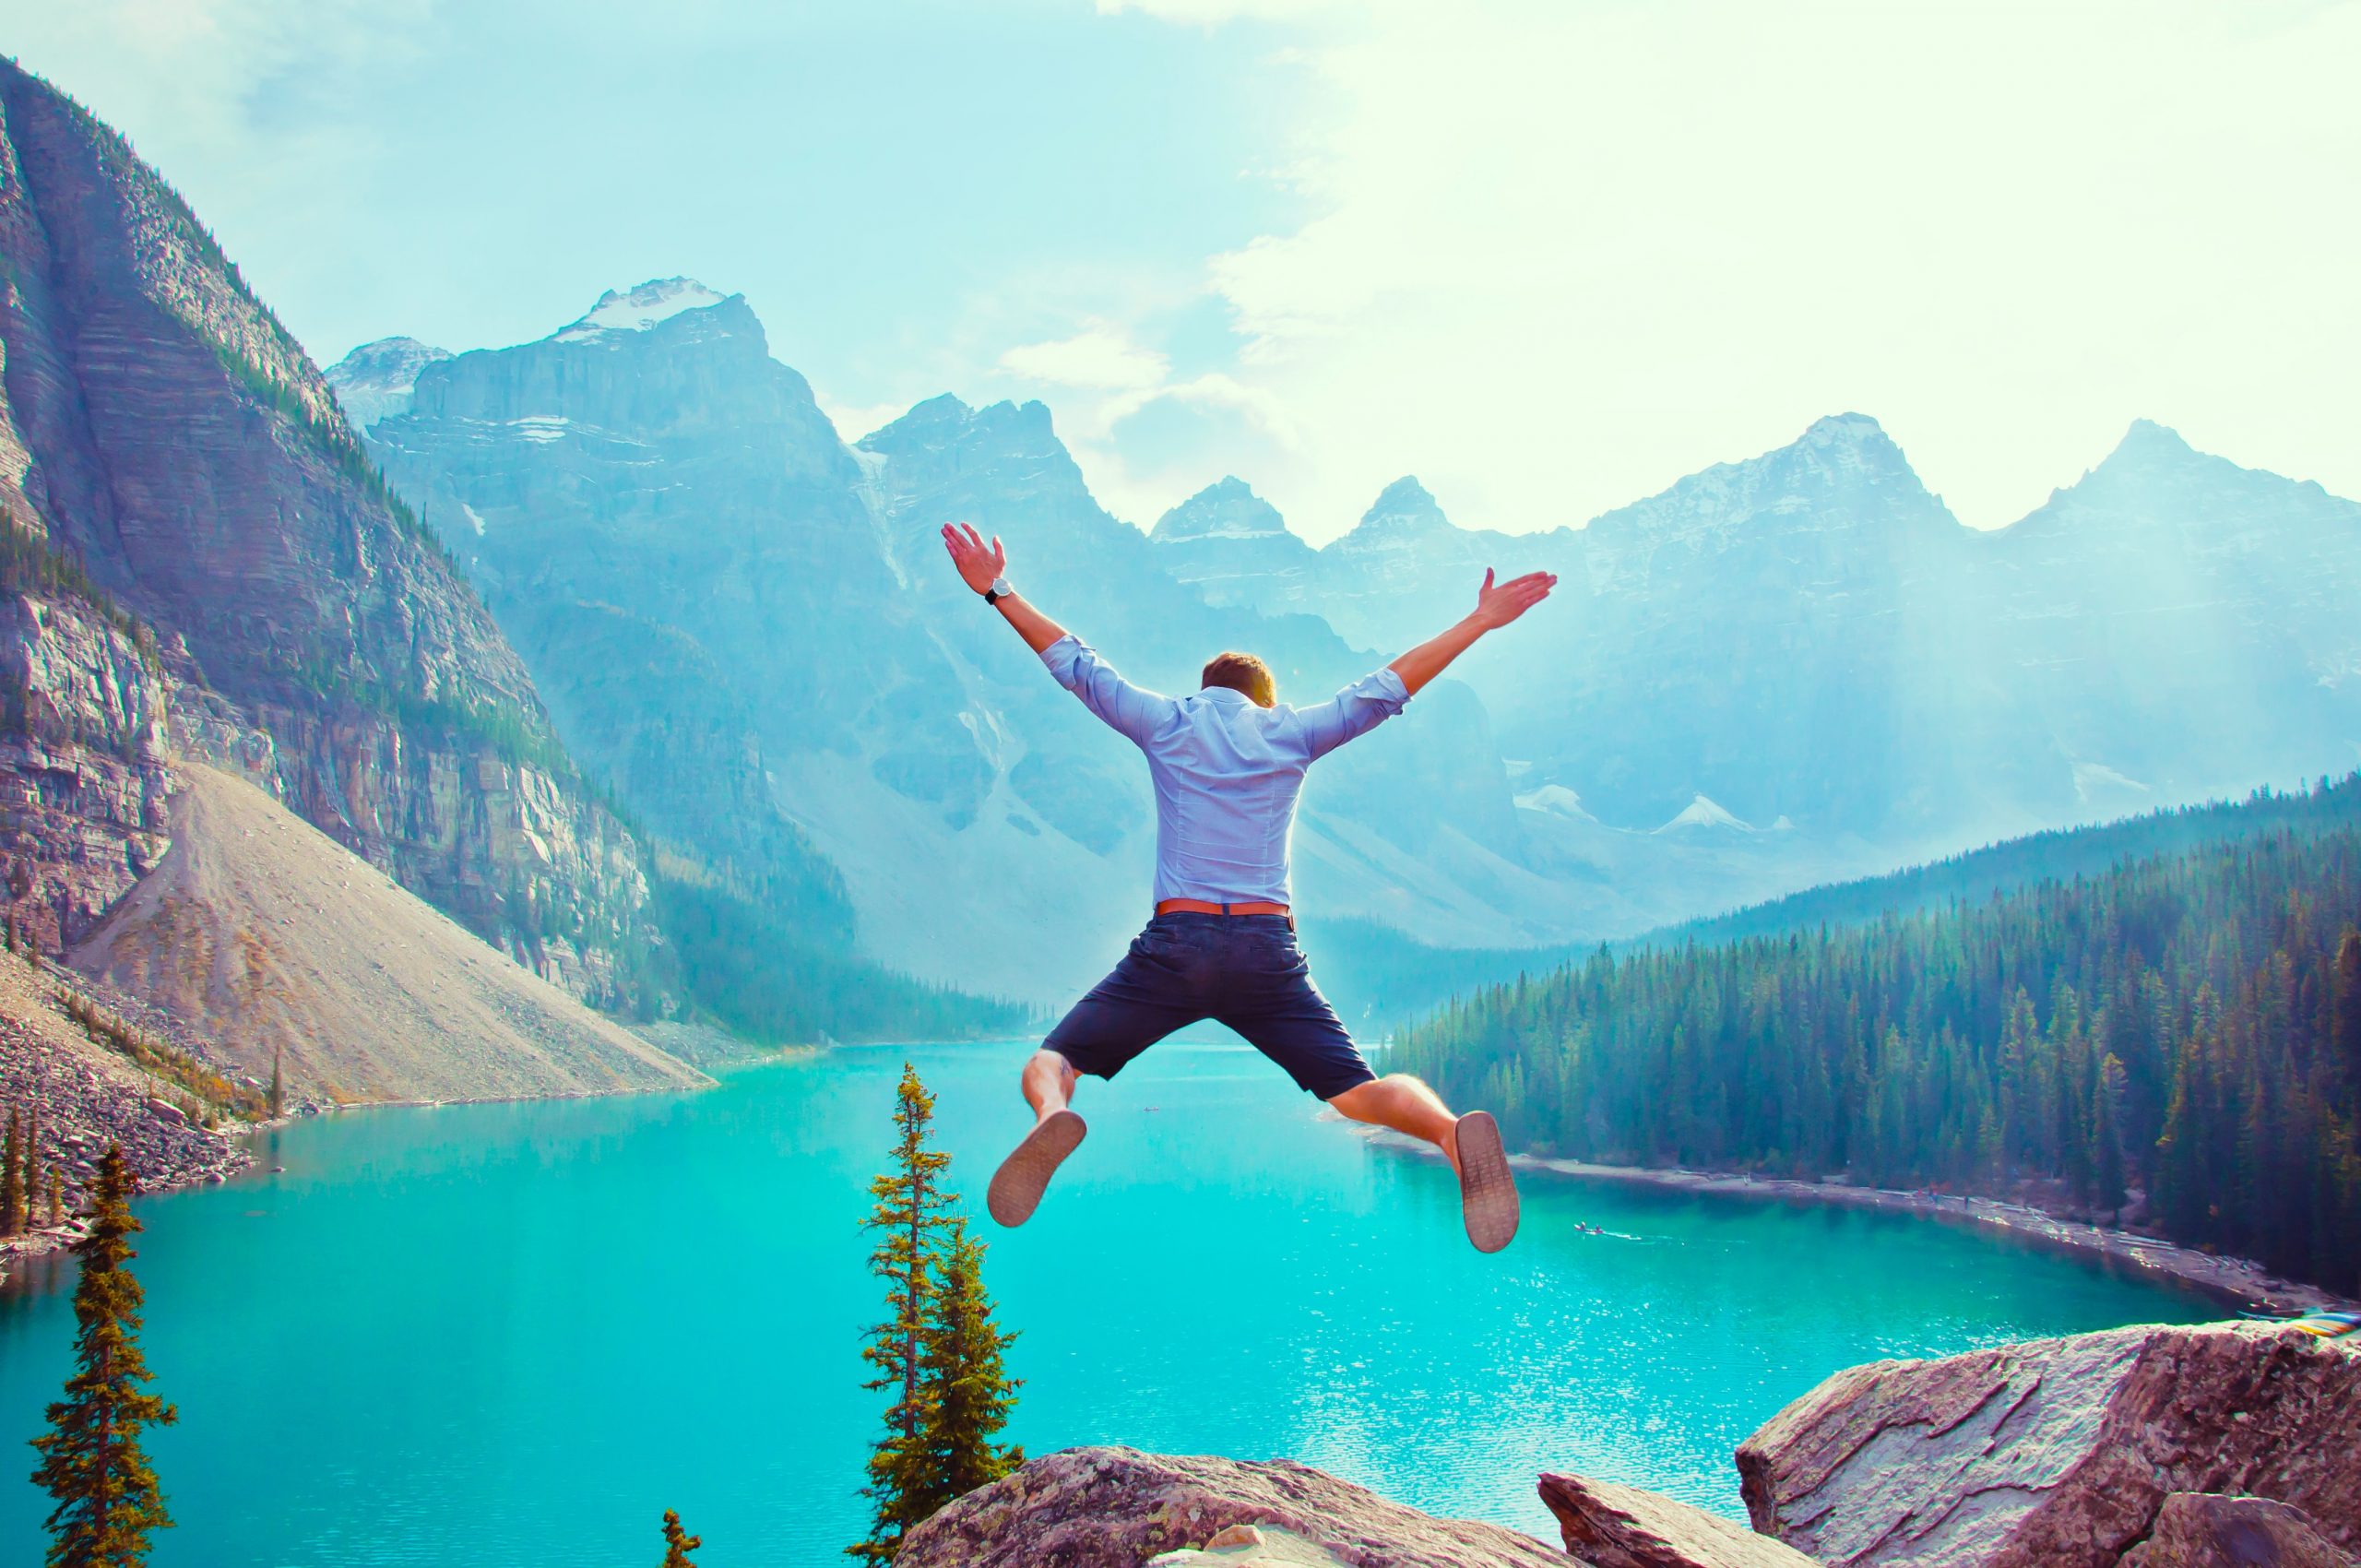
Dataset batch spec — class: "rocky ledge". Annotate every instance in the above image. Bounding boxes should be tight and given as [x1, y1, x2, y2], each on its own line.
[894, 1447, 1569, 1567]
[1738, 1321, 2361, 1567]
[908, 1323, 2359, 1568]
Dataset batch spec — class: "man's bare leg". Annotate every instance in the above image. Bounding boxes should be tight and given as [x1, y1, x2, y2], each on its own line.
[989, 1049, 1088, 1229]
[1328, 1073, 1520, 1253]
[1326, 1074, 1462, 1167]
[1021, 1048, 1080, 1123]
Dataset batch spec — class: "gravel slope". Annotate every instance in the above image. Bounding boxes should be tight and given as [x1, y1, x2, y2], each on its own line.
[68, 763, 707, 1103]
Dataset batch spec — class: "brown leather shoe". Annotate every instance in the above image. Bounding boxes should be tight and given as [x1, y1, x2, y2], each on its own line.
[987, 1110, 1087, 1227]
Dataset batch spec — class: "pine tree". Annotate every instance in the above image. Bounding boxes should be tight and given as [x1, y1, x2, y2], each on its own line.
[658, 1508, 700, 1567]
[268, 1048, 284, 1119]
[2091, 1054, 2127, 1224]
[47, 1164, 65, 1229]
[922, 1221, 1023, 1499]
[2334, 927, 2361, 1087]
[29, 1145, 177, 1567]
[848, 1064, 957, 1565]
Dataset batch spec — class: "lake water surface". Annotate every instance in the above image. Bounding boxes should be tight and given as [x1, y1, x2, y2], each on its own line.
[2, 1039, 2212, 1565]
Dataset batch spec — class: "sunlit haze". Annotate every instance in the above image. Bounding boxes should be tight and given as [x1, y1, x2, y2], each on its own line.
[6, 0, 2355, 539]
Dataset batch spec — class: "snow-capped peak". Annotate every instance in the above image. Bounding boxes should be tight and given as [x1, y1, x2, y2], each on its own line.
[1153, 476, 1289, 542]
[1653, 793, 1756, 834]
[1341, 476, 1453, 547]
[555, 278, 730, 341]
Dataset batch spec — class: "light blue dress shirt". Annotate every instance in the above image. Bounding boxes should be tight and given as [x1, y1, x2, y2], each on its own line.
[1039, 634, 1412, 907]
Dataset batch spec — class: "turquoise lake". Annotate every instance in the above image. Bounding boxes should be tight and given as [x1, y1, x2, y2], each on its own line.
[3, 1039, 2212, 1565]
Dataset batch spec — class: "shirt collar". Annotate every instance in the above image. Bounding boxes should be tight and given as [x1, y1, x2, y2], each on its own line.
[1196, 686, 1252, 705]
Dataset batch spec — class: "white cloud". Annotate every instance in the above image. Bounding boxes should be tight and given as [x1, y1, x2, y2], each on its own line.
[1144, 0, 2361, 539]
[998, 324, 1171, 391]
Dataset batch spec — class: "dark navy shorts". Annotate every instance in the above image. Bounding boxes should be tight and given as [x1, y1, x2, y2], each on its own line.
[1043, 912, 1378, 1100]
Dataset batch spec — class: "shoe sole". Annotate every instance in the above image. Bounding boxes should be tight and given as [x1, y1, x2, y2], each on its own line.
[1456, 1111, 1520, 1253]
[987, 1110, 1086, 1228]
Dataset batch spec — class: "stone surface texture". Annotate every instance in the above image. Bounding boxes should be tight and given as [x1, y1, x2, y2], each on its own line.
[2119, 1492, 2355, 1568]
[892, 1446, 1573, 1568]
[1538, 1471, 1820, 1568]
[1738, 1322, 2361, 1568]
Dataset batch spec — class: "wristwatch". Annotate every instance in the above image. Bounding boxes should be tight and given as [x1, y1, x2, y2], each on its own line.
[983, 577, 1013, 605]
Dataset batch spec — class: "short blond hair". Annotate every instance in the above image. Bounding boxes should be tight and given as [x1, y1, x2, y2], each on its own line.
[1201, 651, 1276, 707]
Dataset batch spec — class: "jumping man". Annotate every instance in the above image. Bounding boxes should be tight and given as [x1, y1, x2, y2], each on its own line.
[942, 522, 1557, 1252]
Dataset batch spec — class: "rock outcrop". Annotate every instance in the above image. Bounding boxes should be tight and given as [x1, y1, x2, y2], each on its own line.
[1737, 1322, 2361, 1568]
[2118, 1493, 2355, 1568]
[893, 1446, 1571, 1568]
[1537, 1472, 1819, 1568]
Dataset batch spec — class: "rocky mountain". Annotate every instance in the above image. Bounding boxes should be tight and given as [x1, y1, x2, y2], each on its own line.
[319, 334, 448, 429]
[1149, 476, 1317, 604]
[0, 60, 660, 1011]
[346, 287, 1803, 1003]
[1157, 413, 2361, 861]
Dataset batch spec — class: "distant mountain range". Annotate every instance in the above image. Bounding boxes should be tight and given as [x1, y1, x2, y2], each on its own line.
[329, 279, 2361, 1004]
[1156, 413, 2361, 849]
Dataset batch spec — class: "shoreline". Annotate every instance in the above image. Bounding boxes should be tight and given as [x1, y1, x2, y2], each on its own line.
[1354, 1126, 2357, 1317]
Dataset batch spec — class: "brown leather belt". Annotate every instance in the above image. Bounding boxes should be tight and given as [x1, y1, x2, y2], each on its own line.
[1156, 898, 1292, 921]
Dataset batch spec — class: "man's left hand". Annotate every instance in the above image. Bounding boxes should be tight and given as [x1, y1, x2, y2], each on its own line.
[943, 522, 1008, 597]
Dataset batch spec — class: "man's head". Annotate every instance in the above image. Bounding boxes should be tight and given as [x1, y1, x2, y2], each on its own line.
[1202, 650, 1276, 707]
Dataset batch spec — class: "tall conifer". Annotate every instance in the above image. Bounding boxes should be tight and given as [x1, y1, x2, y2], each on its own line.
[29, 1145, 177, 1567]
[923, 1222, 1022, 1499]
[658, 1508, 701, 1566]
[849, 1064, 956, 1565]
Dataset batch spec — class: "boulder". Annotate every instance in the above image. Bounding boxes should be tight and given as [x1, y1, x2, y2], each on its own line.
[1737, 1322, 2361, 1568]
[1538, 1473, 1820, 1568]
[2119, 1493, 2355, 1568]
[893, 1446, 1572, 1568]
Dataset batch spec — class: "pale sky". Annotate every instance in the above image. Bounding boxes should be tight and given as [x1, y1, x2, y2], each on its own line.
[7, 1, 2355, 541]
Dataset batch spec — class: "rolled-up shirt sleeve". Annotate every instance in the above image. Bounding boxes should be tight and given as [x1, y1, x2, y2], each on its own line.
[1294, 666, 1412, 760]
[1040, 634, 1176, 747]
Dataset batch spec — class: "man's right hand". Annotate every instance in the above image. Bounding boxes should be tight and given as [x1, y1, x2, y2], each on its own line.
[943, 522, 1007, 597]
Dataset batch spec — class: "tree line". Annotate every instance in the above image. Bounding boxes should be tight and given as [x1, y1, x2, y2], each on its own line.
[1391, 774, 2361, 1295]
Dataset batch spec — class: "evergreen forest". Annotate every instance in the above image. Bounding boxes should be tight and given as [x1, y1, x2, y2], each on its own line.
[1392, 775, 2361, 1294]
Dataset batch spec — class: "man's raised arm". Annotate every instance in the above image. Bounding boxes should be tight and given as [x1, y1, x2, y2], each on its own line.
[941, 521, 1175, 744]
[1295, 565, 1559, 761]
[1387, 567, 1558, 695]
[943, 521, 1066, 651]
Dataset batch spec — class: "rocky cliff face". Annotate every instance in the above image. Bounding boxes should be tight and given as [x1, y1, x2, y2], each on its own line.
[0, 62, 658, 1005]
[0, 583, 172, 950]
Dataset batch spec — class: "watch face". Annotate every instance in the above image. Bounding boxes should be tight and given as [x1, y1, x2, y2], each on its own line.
[988, 577, 1011, 599]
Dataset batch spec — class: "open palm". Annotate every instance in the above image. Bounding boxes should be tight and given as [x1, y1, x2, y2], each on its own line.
[1471, 567, 1557, 629]
[942, 522, 1006, 595]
